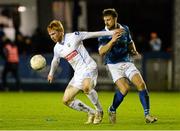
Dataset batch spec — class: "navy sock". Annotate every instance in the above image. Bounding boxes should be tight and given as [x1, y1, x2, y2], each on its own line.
[139, 89, 150, 116]
[110, 90, 125, 112]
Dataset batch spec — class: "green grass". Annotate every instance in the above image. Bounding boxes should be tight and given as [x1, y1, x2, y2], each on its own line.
[0, 91, 180, 130]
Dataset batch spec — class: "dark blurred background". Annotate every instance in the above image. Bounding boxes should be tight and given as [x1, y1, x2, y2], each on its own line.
[0, 0, 179, 91]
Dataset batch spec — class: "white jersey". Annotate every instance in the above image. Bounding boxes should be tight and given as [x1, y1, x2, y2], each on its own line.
[49, 31, 114, 77]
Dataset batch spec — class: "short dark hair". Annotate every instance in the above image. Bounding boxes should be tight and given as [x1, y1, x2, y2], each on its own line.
[102, 8, 118, 18]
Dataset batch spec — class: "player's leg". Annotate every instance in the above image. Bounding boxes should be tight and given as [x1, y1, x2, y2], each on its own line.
[83, 77, 103, 124]
[83, 78, 103, 112]
[67, 73, 97, 124]
[107, 63, 129, 123]
[131, 73, 157, 123]
[112, 78, 129, 111]
[130, 73, 149, 115]
[63, 84, 95, 114]
[108, 78, 130, 124]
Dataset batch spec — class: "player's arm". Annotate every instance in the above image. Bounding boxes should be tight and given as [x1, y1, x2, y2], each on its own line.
[48, 56, 60, 83]
[82, 31, 114, 39]
[128, 41, 138, 55]
[128, 41, 141, 59]
[98, 31, 122, 56]
[79, 29, 121, 40]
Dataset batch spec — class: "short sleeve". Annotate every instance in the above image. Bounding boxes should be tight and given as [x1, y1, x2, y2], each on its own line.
[123, 25, 133, 44]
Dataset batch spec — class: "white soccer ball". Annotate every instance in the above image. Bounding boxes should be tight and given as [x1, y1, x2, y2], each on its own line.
[30, 54, 46, 70]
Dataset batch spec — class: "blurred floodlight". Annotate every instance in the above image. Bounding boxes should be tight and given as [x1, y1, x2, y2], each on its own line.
[18, 6, 26, 12]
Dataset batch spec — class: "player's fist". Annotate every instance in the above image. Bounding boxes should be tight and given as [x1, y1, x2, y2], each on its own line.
[114, 28, 125, 36]
[47, 75, 53, 83]
[111, 29, 125, 43]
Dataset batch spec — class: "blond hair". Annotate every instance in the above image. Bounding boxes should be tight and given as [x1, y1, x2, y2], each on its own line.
[47, 20, 64, 32]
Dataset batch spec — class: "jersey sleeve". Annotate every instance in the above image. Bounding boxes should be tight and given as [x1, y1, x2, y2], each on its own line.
[124, 25, 133, 44]
[48, 47, 60, 76]
[75, 31, 114, 40]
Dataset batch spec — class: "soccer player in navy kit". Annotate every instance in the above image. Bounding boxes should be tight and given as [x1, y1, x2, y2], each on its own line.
[98, 8, 157, 124]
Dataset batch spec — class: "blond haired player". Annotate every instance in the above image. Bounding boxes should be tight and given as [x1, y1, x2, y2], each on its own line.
[47, 20, 122, 124]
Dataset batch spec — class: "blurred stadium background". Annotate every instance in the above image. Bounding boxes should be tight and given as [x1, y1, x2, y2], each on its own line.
[0, 0, 179, 92]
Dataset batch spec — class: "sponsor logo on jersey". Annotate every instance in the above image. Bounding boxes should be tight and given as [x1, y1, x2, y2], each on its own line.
[65, 50, 78, 61]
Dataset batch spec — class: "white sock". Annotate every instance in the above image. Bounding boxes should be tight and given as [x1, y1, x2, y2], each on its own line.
[68, 99, 95, 114]
[86, 89, 103, 112]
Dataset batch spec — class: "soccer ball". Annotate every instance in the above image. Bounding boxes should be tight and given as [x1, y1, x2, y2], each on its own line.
[30, 54, 46, 70]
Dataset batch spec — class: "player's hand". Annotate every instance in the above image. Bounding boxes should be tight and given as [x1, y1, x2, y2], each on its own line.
[47, 75, 53, 83]
[111, 29, 125, 43]
[111, 31, 123, 43]
[114, 28, 125, 36]
[132, 51, 142, 60]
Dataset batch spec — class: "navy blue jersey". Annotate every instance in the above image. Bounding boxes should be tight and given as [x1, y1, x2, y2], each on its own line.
[98, 24, 132, 64]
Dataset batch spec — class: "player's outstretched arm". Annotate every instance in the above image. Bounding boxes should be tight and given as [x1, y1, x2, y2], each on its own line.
[79, 31, 113, 40]
[79, 29, 122, 40]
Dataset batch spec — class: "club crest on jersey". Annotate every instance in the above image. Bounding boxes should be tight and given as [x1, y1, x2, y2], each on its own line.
[65, 50, 78, 61]
[75, 32, 80, 35]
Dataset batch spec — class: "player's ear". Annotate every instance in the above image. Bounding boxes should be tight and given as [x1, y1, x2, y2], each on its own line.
[114, 17, 117, 22]
[61, 32, 64, 36]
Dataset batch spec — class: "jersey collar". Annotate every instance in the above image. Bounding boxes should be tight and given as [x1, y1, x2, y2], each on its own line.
[57, 34, 66, 45]
[105, 23, 124, 31]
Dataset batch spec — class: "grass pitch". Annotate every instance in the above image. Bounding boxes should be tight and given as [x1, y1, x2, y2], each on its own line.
[0, 91, 180, 130]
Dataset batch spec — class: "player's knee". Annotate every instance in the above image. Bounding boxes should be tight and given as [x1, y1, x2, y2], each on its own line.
[137, 82, 146, 90]
[62, 97, 71, 106]
[120, 87, 129, 95]
[83, 86, 90, 94]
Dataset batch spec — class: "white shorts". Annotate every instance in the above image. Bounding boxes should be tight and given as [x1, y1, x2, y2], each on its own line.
[69, 68, 98, 90]
[107, 62, 140, 83]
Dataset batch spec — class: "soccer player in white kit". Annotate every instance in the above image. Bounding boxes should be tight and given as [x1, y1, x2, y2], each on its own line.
[47, 20, 122, 124]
